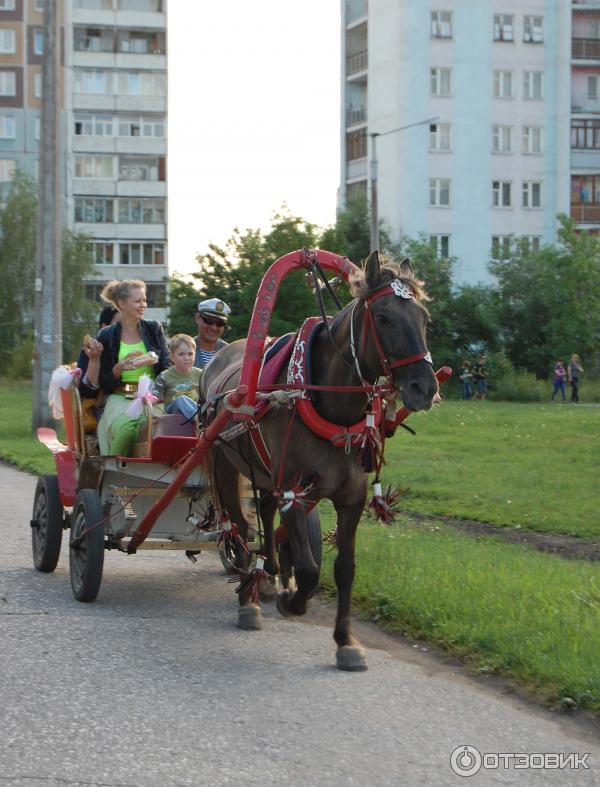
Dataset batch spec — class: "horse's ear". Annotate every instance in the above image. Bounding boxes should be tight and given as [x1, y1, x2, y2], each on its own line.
[399, 257, 414, 278]
[364, 250, 381, 288]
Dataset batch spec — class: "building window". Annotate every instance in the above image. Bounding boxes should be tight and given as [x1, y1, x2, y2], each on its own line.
[492, 125, 513, 154]
[493, 14, 513, 42]
[118, 115, 165, 138]
[522, 181, 542, 208]
[522, 126, 543, 154]
[74, 27, 114, 53]
[85, 283, 106, 302]
[34, 116, 40, 140]
[146, 283, 166, 308]
[588, 76, 598, 100]
[118, 156, 163, 181]
[523, 15, 543, 43]
[429, 122, 450, 151]
[119, 242, 164, 266]
[116, 30, 165, 54]
[522, 236, 541, 253]
[0, 71, 16, 97]
[74, 155, 114, 179]
[0, 29, 16, 54]
[346, 181, 367, 203]
[91, 242, 114, 265]
[571, 119, 600, 150]
[492, 180, 512, 208]
[430, 178, 451, 206]
[0, 115, 16, 139]
[431, 11, 452, 38]
[430, 67, 451, 96]
[429, 234, 450, 258]
[35, 0, 44, 10]
[34, 73, 42, 97]
[0, 0, 17, 10]
[74, 69, 114, 95]
[75, 197, 114, 223]
[491, 236, 512, 260]
[572, 175, 600, 204]
[0, 159, 16, 181]
[346, 129, 367, 161]
[493, 70, 513, 99]
[523, 71, 543, 100]
[74, 113, 113, 136]
[118, 71, 166, 96]
[33, 30, 44, 56]
[118, 198, 165, 223]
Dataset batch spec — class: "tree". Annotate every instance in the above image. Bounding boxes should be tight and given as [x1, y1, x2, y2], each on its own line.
[61, 230, 97, 359]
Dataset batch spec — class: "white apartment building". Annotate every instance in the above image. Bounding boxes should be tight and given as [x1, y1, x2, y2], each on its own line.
[340, 0, 585, 284]
[67, 0, 168, 320]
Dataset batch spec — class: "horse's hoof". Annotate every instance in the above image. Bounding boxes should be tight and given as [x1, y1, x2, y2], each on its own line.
[336, 645, 368, 672]
[276, 589, 294, 618]
[259, 573, 279, 603]
[237, 604, 262, 631]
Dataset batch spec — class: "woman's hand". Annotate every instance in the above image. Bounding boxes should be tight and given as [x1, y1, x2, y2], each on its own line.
[83, 335, 103, 360]
[114, 350, 145, 377]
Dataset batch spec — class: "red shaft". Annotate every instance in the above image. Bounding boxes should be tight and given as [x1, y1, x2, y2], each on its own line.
[394, 366, 453, 426]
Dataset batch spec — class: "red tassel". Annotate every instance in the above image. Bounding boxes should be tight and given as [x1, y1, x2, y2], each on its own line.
[235, 556, 270, 604]
[367, 482, 404, 524]
[358, 412, 382, 472]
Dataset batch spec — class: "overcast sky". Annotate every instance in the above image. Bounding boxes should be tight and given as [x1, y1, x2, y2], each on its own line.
[167, 2, 341, 277]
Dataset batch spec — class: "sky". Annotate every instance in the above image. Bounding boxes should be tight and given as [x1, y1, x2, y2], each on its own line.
[167, 2, 342, 277]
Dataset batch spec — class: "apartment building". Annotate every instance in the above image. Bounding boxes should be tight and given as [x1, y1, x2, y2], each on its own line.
[340, 0, 583, 284]
[0, 0, 168, 321]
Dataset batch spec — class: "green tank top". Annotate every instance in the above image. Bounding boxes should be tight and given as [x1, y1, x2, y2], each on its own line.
[119, 340, 154, 383]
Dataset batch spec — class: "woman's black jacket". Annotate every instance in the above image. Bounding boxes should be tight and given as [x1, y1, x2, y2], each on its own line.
[96, 319, 170, 395]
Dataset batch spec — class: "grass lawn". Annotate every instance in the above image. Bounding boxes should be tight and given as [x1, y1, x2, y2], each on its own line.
[383, 400, 600, 538]
[0, 379, 55, 475]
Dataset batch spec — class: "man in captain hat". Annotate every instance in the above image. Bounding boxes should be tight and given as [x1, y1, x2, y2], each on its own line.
[193, 297, 231, 369]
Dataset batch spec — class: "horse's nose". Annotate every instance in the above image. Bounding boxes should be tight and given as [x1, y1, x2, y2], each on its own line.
[407, 377, 437, 404]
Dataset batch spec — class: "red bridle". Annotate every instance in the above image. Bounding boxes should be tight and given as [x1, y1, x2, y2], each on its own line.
[359, 284, 432, 379]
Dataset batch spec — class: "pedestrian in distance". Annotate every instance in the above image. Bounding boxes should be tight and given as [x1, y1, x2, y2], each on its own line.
[472, 356, 488, 400]
[550, 359, 567, 402]
[567, 353, 584, 403]
[459, 360, 473, 400]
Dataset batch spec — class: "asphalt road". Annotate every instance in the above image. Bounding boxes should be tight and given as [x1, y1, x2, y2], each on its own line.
[1, 462, 599, 787]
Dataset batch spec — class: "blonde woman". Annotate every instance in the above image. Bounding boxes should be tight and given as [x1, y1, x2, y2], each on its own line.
[96, 279, 170, 455]
[568, 353, 584, 404]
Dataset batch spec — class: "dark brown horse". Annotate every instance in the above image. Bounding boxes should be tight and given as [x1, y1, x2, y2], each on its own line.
[201, 251, 438, 670]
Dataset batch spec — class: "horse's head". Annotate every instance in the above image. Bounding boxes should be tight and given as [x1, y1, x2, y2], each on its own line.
[352, 251, 439, 411]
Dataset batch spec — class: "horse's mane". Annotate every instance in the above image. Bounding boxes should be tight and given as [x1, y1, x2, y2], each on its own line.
[349, 259, 429, 302]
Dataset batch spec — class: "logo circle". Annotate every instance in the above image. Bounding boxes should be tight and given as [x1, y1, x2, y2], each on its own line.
[450, 745, 482, 777]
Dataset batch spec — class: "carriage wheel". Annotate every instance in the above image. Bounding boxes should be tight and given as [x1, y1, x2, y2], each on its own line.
[278, 508, 322, 588]
[31, 475, 64, 573]
[69, 489, 105, 603]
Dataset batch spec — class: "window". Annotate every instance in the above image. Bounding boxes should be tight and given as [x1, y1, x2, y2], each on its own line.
[34, 73, 42, 98]
[117, 30, 165, 54]
[431, 11, 452, 38]
[571, 119, 600, 150]
[74, 155, 114, 179]
[429, 234, 450, 258]
[74, 113, 113, 136]
[118, 198, 165, 223]
[34, 116, 40, 140]
[33, 30, 44, 56]
[74, 27, 114, 53]
[91, 242, 114, 265]
[146, 283, 166, 308]
[346, 181, 367, 203]
[492, 125, 513, 154]
[522, 126, 543, 154]
[119, 156, 162, 181]
[524, 15, 543, 43]
[74, 70, 114, 95]
[493, 14, 513, 41]
[491, 236, 512, 260]
[35, 0, 44, 10]
[430, 67, 451, 96]
[492, 180, 512, 208]
[572, 175, 600, 204]
[0, 71, 16, 96]
[118, 71, 166, 96]
[523, 71, 543, 100]
[430, 178, 451, 206]
[0, 29, 16, 54]
[0, 0, 17, 10]
[118, 115, 165, 138]
[85, 283, 107, 302]
[587, 76, 598, 100]
[522, 181, 542, 208]
[75, 197, 114, 223]
[118, 0, 162, 10]
[0, 115, 16, 139]
[346, 129, 367, 160]
[0, 159, 16, 181]
[429, 122, 450, 151]
[493, 70, 513, 98]
[522, 236, 541, 253]
[119, 242, 164, 266]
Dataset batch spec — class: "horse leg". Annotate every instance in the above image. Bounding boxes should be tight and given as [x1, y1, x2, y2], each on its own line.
[331, 485, 368, 671]
[257, 490, 279, 602]
[276, 507, 320, 618]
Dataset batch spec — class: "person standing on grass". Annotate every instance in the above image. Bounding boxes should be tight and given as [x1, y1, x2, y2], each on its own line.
[459, 360, 473, 400]
[193, 298, 231, 370]
[472, 356, 488, 400]
[550, 359, 567, 402]
[568, 353, 584, 403]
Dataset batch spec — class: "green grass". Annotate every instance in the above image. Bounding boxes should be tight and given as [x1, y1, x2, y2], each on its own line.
[383, 400, 600, 538]
[0, 379, 54, 475]
[319, 509, 600, 713]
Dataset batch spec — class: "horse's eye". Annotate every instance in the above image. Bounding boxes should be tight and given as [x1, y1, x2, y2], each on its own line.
[376, 314, 392, 327]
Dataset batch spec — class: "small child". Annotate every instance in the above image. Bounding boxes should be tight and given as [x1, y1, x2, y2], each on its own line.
[459, 360, 473, 400]
[153, 334, 202, 420]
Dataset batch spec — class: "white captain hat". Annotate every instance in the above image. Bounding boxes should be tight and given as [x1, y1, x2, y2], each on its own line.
[197, 298, 231, 322]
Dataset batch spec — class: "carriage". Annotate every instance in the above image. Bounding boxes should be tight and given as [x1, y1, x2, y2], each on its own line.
[31, 248, 450, 670]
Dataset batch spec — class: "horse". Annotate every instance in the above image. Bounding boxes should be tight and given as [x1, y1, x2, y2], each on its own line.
[201, 251, 439, 671]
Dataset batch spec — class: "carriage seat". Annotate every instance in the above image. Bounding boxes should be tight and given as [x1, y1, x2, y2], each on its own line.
[133, 413, 199, 464]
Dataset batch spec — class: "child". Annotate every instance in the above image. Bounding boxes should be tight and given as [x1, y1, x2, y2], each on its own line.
[153, 334, 202, 420]
[459, 360, 473, 400]
[550, 359, 567, 402]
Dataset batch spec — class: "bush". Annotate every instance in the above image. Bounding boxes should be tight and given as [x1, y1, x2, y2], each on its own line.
[6, 335, 34, 380]
[488, 369, 546, 402]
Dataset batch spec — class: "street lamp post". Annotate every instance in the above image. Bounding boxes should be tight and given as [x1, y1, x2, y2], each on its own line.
[369, 115, 440, 252]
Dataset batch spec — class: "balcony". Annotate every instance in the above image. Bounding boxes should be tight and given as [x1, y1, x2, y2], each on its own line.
[346, 106, 366, 126]
[347, 50, 368, 77]
[346, 0, 367, 26]
[571, 203, 600, 223]
[573, 37, 600, 60]
[572, 92, 600, 113]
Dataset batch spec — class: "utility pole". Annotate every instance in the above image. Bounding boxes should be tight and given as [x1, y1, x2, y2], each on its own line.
[369, 116, 440, 254]
[32, 0, 62, 430]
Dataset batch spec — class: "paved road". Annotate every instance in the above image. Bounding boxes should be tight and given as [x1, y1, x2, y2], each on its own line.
[1, 462, 599, 787]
